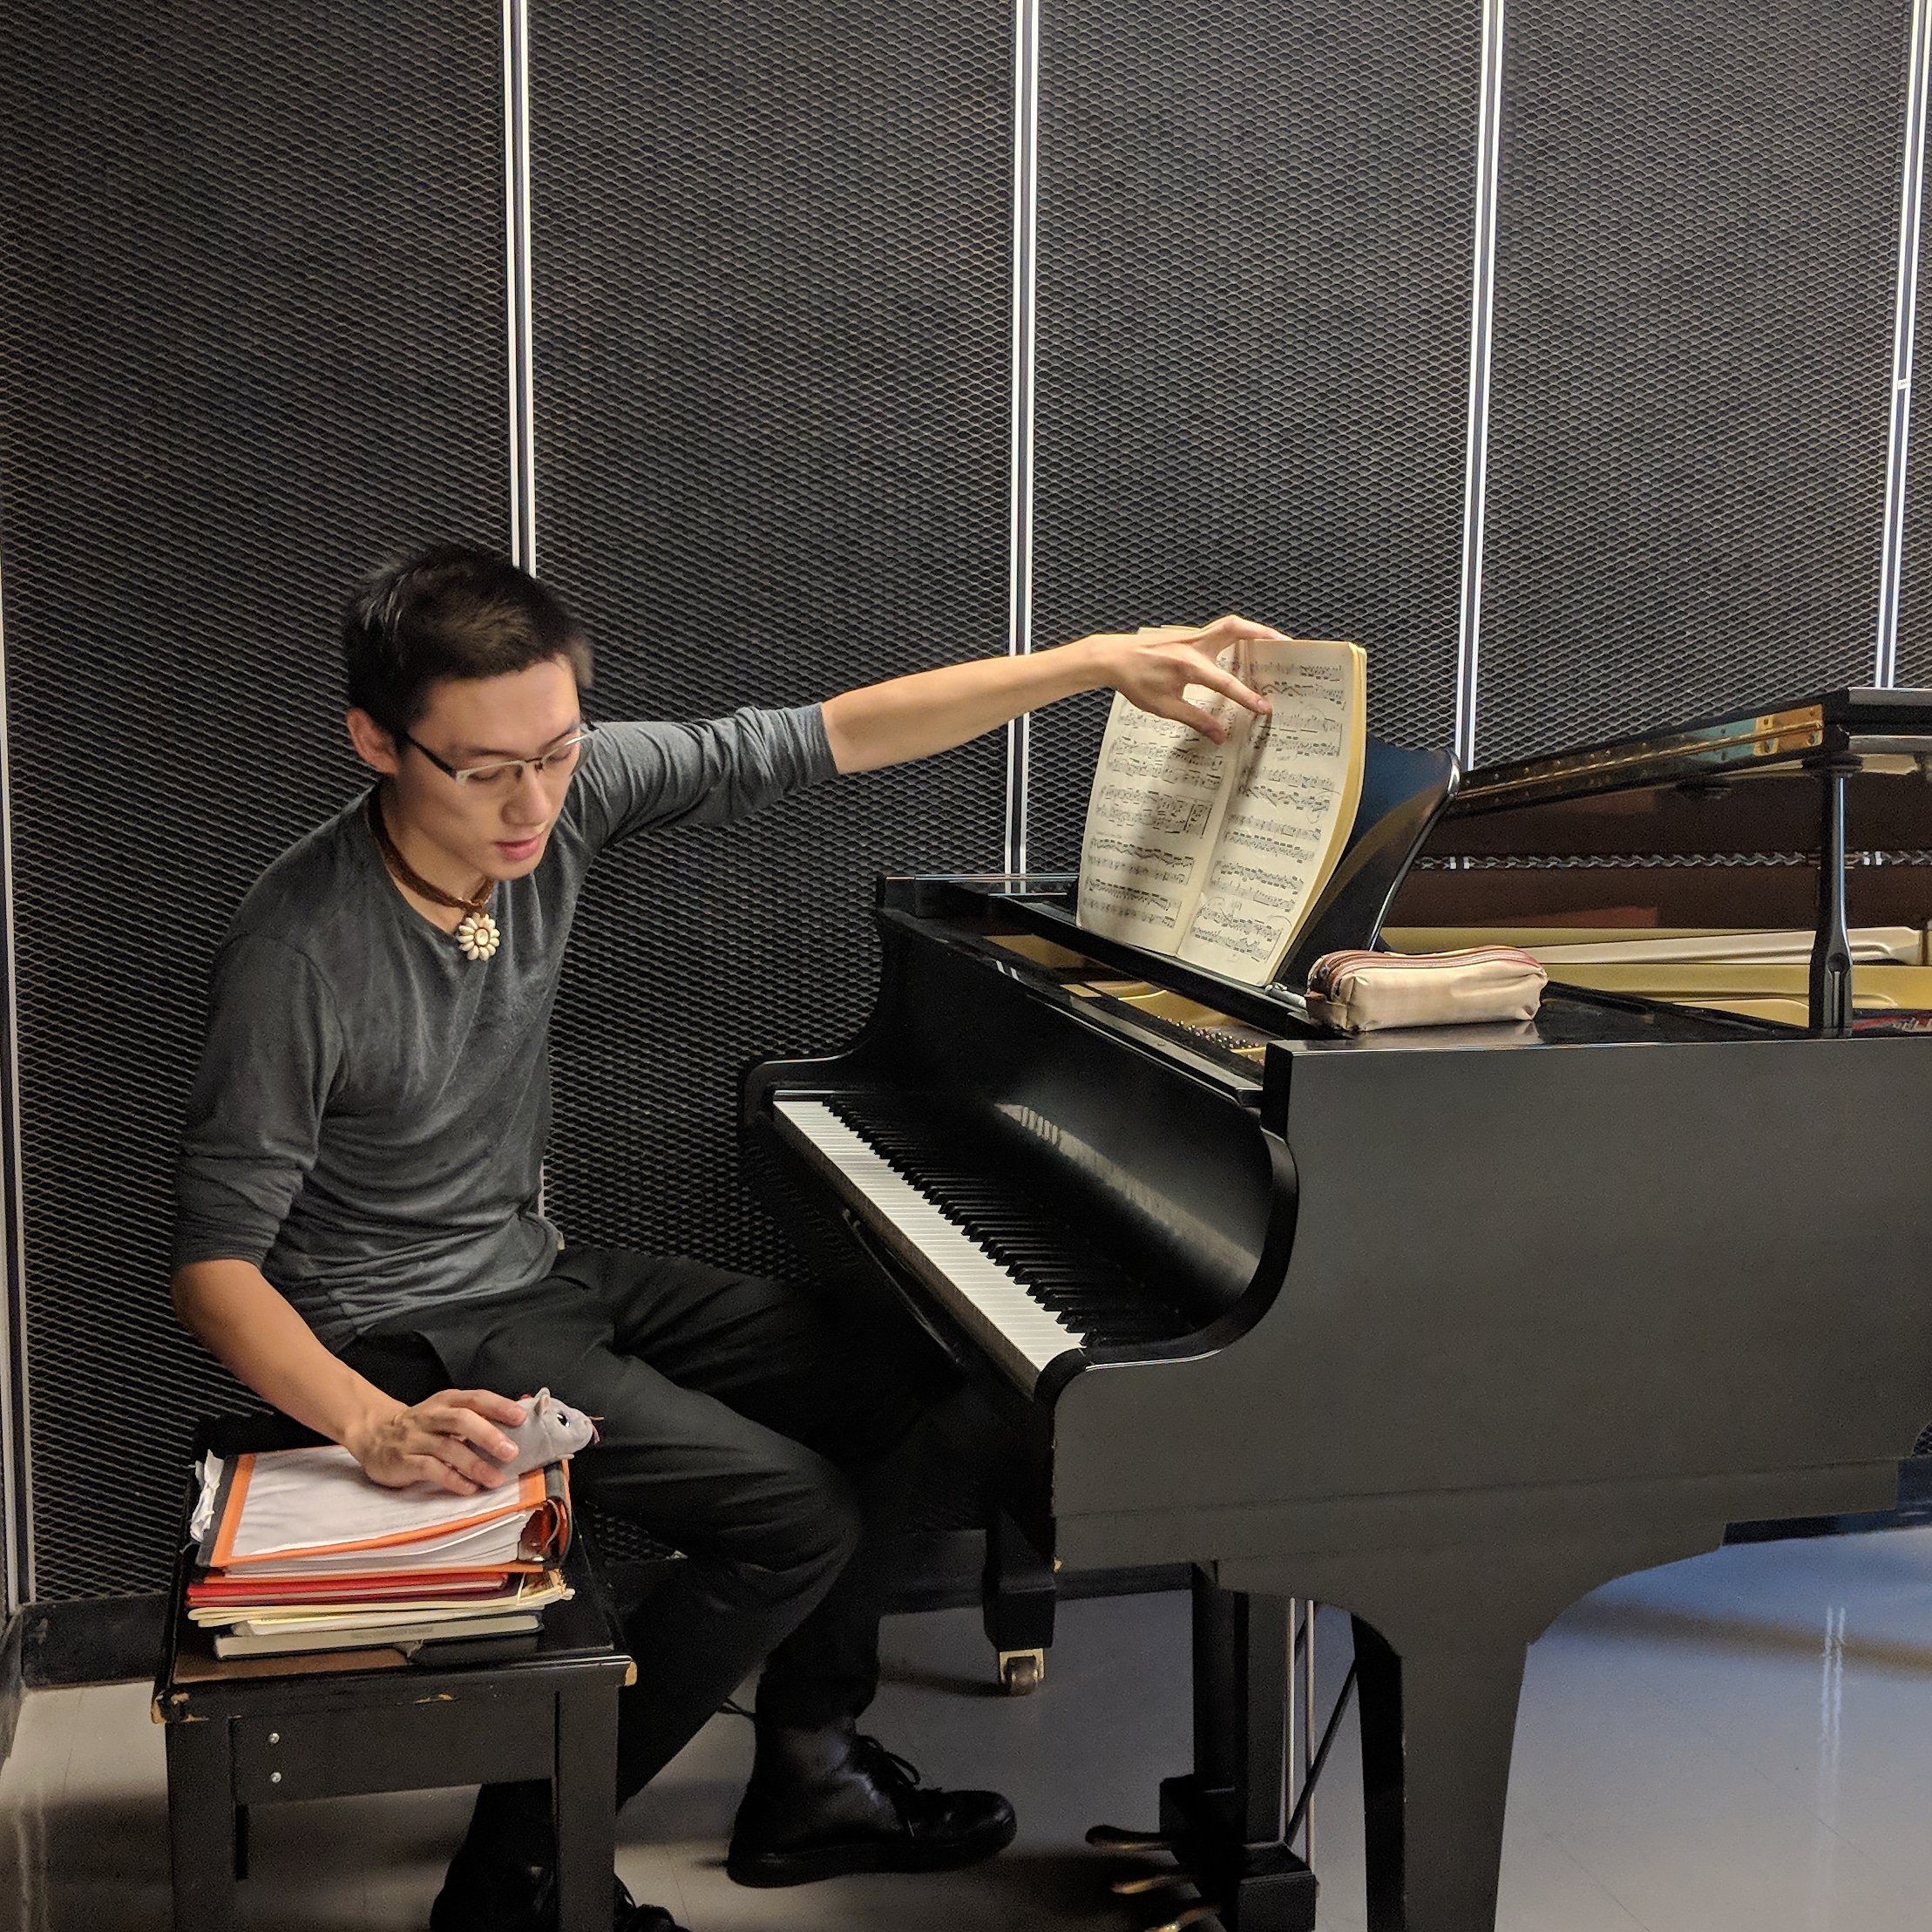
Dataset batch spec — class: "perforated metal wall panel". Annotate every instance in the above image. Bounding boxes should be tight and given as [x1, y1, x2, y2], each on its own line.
[0, 5, 507, 1598]
[528, 3, 1013, 1284]
[1024, 0, 1481, 870]
[1476, 0, 1906, 763]
[1897, 231, 1932, 689]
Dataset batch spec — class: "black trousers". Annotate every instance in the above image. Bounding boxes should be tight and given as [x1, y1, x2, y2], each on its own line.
[341, 1247, 931, 1806]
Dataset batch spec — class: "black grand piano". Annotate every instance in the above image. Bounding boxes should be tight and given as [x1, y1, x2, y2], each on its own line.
[743, 691, 1932, 1932]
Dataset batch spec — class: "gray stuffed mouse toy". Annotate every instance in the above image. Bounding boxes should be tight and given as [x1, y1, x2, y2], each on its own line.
[500, 1387, 596, 1476]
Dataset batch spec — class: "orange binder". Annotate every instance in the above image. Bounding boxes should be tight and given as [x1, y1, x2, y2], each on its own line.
[204, 1446, 571, 1574]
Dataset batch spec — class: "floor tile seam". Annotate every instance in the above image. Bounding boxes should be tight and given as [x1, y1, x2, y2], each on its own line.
[1503, 1725, 1790, 1834]
[618, 1842, 697, 1927]
[1773, 1800, 1932, 1893]
[1667, 1676, 1932, 1847]
[1724, 1751, 1932, 1850]
[1537, 1785, 1842, 1860]
[0, 1685, 78, 1789]
[1535, 1820, 1659, 1932]
[50, 1685, 161, 1797]
[40, 1690, 82, 1806]
[1612, 1664, 1876, 1816]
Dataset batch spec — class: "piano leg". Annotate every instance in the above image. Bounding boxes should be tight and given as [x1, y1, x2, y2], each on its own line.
[1807, 753, 1856, 1034]
[1211, 1502, 1881, 1930]
[1352, 1617, 1529, 1932]
[981, 1510, 1055, 1694]
[1156, 1569, 1317, 1932]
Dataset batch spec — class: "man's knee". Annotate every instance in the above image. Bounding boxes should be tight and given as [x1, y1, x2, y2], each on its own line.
[813, 1479, 864, 1579]
[690, 1457, 861, 1628]
[762, 1452, 864, 1594]
[597, 1441, 864, 1611]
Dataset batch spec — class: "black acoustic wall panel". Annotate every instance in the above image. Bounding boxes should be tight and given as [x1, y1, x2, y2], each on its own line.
[530, 3, 1012, 1277]
[1025, 0, 1481, 869]
[1897, 224, 1932, 689]
[0, 6, 506, 1598]
[1477, 0, 1907, 763]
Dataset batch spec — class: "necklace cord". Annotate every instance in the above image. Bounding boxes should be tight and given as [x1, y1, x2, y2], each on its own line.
[365, 789, 494, 919]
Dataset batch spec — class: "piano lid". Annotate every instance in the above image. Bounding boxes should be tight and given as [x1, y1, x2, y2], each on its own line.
[1445, 688, 1932, 815]
[1386, 689, 1932, 1033]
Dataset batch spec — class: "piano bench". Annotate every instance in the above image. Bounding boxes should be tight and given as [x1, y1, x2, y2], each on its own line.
[152, 1417, 635, 1932]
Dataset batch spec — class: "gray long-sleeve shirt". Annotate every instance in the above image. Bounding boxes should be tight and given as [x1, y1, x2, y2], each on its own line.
[173, 705, 835, 1348]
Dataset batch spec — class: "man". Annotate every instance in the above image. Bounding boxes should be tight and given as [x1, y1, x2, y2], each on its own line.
[172, 541, 1274, 1932]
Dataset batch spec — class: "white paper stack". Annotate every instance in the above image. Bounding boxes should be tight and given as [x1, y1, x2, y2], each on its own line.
[187, 1445, 575, 1659]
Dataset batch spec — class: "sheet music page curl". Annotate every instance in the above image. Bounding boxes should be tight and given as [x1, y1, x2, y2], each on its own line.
[1176, 640, 1366, 982]
[1074, 647, 1245, 952]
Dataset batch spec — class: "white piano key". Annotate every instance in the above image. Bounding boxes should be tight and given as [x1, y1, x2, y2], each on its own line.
[773, 1098, 1082, 1393]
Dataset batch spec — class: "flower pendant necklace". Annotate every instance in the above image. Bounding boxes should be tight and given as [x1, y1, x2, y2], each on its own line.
[366, 790, 501, 962]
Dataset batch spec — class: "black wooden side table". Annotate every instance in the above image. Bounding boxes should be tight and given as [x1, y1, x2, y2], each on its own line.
[152, 1420, 634, 1932]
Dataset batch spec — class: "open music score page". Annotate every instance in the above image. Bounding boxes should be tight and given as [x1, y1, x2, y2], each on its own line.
[1076, 634, 1366, 985]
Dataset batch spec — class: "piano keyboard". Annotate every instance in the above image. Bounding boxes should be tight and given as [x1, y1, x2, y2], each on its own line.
[772, 1093, 1190, 1393]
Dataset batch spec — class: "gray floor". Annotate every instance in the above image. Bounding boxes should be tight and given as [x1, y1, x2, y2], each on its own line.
[8, 1526, 1932, 1930]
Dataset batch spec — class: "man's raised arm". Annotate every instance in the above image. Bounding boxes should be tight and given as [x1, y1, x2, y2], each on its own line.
[172, 1257, 523, 1496]
[819, 613, 1282, 775]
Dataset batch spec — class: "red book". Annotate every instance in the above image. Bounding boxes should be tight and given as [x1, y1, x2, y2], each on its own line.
[186, 1569, 512, 1605]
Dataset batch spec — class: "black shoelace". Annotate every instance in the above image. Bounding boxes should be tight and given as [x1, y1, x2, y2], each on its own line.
[717, 1699, 926, 1791]
[853, 1732, 925, 1792]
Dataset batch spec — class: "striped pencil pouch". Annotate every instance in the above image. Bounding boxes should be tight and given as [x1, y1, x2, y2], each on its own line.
[1305, 946, 1548, 1034]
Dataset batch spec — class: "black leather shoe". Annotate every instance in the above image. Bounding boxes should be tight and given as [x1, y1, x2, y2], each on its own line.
[429, 1842, 687, 1932]
[725, 1716, 1017, 1887]
[614, 1888, 688, 1932]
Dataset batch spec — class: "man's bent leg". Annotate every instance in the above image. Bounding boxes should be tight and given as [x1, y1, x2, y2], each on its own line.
[340, 1307, 844, 1929]
[546, 1251, 1018, 1887]
[750, 1397, 948, 1728]
[567, 1247, 933, 1732]
[417, 1278, 864, 1804]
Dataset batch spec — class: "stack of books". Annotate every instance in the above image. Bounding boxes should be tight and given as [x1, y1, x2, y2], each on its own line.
[186, 1443, 575, 1660]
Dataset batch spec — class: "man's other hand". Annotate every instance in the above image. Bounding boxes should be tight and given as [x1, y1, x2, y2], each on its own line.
[1091, 614, 1281, 743]
[345, 1387, 527, 1495]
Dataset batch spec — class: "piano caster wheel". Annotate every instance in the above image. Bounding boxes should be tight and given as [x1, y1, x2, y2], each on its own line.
[999, 1648, 1045, 1696]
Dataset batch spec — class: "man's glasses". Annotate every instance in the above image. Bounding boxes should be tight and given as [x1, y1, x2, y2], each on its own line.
[402, 721, 597, 790]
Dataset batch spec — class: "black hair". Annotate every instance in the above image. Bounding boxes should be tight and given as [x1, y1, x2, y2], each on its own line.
[341, 541, 593, 740]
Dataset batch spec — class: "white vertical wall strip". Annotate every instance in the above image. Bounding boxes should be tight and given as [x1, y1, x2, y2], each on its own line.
[1454, 0, 1508, 769]
[1004, 0, 1042, 876]
[504, 0, 539, 573]
[0, 559, 33, 1613]
[505, 0, 544, 1225]
[1874, 0, 1932, 687]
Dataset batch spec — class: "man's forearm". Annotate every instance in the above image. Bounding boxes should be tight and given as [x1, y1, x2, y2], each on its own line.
[172, 1258, 401, 1454]
[821, 639, 1109, 775]
[819, 617, 1277, 775]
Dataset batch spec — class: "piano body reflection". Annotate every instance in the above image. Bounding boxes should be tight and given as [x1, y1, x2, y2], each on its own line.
[744, 691, 1932, 1932]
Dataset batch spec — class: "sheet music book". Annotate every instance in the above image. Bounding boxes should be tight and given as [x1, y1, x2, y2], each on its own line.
[187, 1570, 568, 1627]
[196, 1446, 570, 1576]
[1076, 634, 1366, 985]
[213, 1610, 543, 1659]
[184, 1449, 581, 1663]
